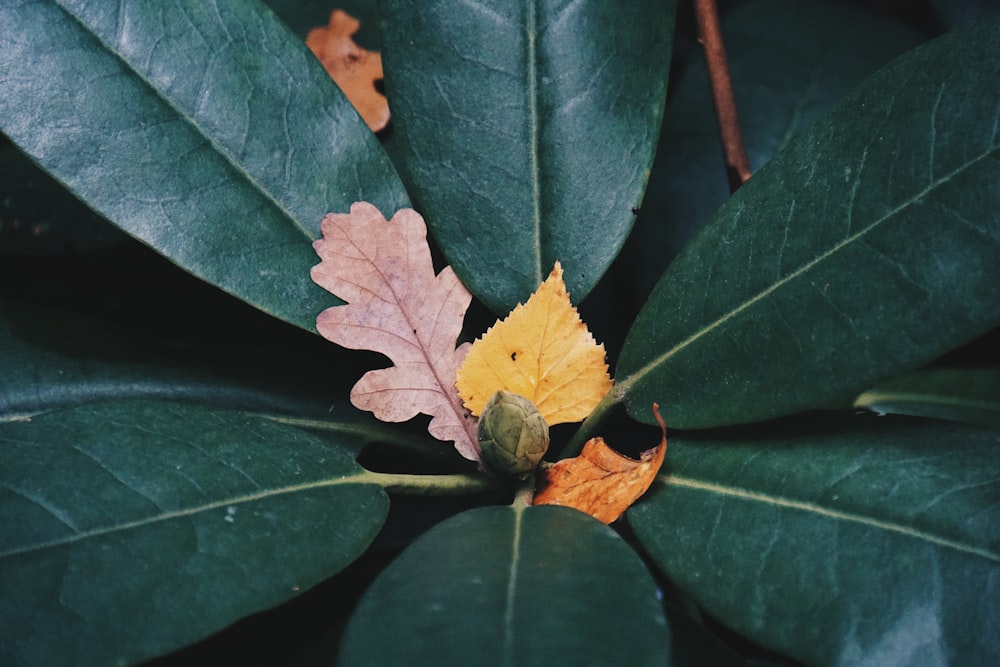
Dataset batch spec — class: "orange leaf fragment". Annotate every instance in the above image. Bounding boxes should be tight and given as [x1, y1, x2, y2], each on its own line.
[533, 405, 667, 524]
[311, 202, 479, 461]
[306, 9, 389, 132]
[456, 262, 612, 425]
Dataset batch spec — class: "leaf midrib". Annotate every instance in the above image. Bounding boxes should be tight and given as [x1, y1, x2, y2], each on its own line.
[661, 474, 1000, 563]
[853, 390, 1000, 413]
[618, 140, 1000, 398]
[54, 0, 316, 241]
[526, 0, 544, 285]
[502, 504, 525, 667]
[1, 472, 372, 559]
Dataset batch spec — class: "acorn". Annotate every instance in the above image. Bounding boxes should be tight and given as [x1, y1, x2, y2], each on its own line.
[477, 390, 550, 476]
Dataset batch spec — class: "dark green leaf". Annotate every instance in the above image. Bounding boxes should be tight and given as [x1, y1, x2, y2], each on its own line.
[629, 415, 1000, 666]
[0, 400, 389, 667]
[616, 16, 1000, 428]
[339, 504, 670, 666]
[0, 0, 408, 331]
[853, 366, 1000, 428]
[0, 141, 125, 255]
[379, 0, 676, 313]
[626, 0, 925, 297]
[0, 296, 436, 456]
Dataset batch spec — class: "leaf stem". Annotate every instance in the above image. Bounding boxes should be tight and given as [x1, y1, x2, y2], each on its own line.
[360, 470, 502, 496]
[695, 0, 752, 192]
[553, 388, 621, 459]
[511, 474, 536, 507]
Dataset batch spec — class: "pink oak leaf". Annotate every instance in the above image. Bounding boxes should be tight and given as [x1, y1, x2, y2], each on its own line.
[311, 202, 479, 461]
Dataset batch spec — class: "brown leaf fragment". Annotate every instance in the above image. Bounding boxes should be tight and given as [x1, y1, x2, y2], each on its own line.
[533, 405, 667, 524]
[311, 202, 479, 461]
[306, 9, 389, 132]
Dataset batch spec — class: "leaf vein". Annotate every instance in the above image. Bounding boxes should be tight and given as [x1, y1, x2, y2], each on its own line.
[662, 474, 1000, 563]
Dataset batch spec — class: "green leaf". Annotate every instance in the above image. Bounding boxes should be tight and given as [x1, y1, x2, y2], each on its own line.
[616, 16, 1000, 429]
[0, 140, 125, 255]
[339, 504, 670, 666]
[0, 400, 389, 667]
[626, 0, 925, 298]
[0, 0, 408, 331]
[0, 296, 438, 458]
[628, 415, 1000, 665]
[378, 0, 676, 313]
[853, 366, 1000, 428]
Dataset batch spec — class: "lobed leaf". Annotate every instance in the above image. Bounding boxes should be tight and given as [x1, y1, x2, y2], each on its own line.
[616, 15, 1000, 429]
[311, 202, 479, 460]
[339, 504, 670, 665]
[628, 415, 1000, 665]
[378, 0, 677, 313]
[0, 0, 408, 331]
[0, 400, 389, 667]
[306, 9, 389, 132]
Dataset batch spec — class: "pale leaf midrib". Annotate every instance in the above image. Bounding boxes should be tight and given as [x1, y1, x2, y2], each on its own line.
[853, 390, 1000, 413]
[618, 140, 1000, 397]
[526, 0, 544, 285]
[661, 474, 1000, 563]
[502, 504, 525, 667]
[0, 474, 370, 559]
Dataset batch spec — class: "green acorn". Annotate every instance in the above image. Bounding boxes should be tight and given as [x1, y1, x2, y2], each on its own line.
[477, 390, 550, 476]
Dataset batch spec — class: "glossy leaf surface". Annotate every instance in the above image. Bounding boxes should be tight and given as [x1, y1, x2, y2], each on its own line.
[629, 415, 1000, 665]
[0, 401, 389, 667]
[617, 16, 1000, 428]
[339, 505, 670, 665]
[0, 0, 408, 331]
[379, 0, 676, 313]
[627, 0, 925, 296]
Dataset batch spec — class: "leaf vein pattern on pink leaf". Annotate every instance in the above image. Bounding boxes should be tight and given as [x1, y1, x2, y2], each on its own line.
[311, 202, 480, 461]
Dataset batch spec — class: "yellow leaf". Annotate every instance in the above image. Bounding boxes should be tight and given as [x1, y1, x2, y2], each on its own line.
[456, 262, 612, 425]
[532, 405, 667, 524]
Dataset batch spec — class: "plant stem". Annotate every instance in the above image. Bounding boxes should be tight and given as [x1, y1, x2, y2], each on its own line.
[553, 388, 620, 459]
[695, 0, 752, 192]
[511, 474, 536, 507]
[361, 470, 502, 496]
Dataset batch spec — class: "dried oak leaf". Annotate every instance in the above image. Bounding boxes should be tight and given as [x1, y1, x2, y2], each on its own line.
[533, 405, 667, 524]
[456, 262, 612, 425]
[306, 9, 389, 132]
[311, 202, 479, 461]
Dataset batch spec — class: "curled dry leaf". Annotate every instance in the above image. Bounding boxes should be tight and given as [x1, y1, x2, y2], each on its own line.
[311, 202, 479, 461]
[306, 9, 389, 132]
[456, 262, 612, 425]
[533, 405, 667, 524]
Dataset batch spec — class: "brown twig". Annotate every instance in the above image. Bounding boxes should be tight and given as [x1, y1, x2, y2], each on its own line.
[694, 0, 752, 193]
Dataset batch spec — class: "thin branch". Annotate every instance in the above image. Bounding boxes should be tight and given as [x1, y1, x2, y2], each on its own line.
[695, 0, 752, 192]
